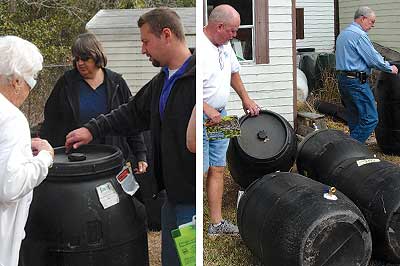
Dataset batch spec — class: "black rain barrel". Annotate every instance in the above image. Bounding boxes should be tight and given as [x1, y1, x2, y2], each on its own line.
[227, 110, 297, 189]
[315, 53, 335, 90]
[237, 172, 372, 266]
[314, 100, 347, 123]
[296, 129, 372, 180]
[297, 48, 316, 69]
[299, 50, 318, 92]
[297, 129, 400, 263]
[21, 144, 149, 266]
[374, 65, 400, 154]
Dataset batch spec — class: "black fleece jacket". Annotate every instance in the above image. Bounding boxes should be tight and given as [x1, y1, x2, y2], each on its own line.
[40, 68, 147, 162]
[85, 54, 196, 204]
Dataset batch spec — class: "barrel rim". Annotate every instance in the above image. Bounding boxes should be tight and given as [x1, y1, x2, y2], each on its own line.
[300, 211, 371, 265]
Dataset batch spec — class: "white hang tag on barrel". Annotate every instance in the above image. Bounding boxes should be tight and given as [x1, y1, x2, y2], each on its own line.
[116, 162, 140, 196]
[96, 182, 120, 209]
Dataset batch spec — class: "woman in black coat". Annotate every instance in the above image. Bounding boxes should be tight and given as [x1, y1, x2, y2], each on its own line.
[40, 32, 147, 173]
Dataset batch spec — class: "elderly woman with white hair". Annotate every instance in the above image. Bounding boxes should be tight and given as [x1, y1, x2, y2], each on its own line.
[0, 36, 54, 266]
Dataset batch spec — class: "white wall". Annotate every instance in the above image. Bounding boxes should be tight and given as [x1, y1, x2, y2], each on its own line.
[338, 0, 400, 53]
[296, 0, 335, 52]
[226, 0, 295, 124]
[86, 8, 196, 95]
[88, 5, 295, 125]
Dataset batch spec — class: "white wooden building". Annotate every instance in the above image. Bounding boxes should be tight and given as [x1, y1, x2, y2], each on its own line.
[296, 0, 335, 52]
[338, 0, 400, 53]
[204, 0, 297, 125]
[88, 3, 297, 125]
[86, 8, 196, 95]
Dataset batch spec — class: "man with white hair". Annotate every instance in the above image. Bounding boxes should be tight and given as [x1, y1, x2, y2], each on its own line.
[336, 6, 398, 143]
[0, 36, 54, 266]
[202, 4, 259, 236]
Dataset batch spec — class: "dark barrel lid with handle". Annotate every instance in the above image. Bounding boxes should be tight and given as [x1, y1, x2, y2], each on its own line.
[237, 111, 290, 161]
[49, 144, 124, 177]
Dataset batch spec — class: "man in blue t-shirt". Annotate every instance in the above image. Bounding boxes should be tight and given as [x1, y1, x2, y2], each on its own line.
[65, 8, 195, 266]
[336, 6, 398, 143]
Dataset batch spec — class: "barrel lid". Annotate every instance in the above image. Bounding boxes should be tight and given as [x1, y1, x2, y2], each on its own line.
[49, 144, 124, 177]
[237, 111, 290, 160]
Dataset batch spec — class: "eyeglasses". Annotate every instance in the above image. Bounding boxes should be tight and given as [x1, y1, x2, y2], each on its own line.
[218, 47, 224, 70]
[363, 16, 376, 24]
[73, 54, 91, 62]
[24, 76, 37, 90]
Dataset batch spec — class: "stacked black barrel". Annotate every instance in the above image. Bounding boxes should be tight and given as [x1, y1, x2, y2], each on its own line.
[237, 172, 372, 266]
[297, 129, 400, 263]
[228, 112, 374, 265]
[227, 110, 297, 188]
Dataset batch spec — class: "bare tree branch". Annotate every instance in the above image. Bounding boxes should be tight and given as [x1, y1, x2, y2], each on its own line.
[19, 0, 87, 22]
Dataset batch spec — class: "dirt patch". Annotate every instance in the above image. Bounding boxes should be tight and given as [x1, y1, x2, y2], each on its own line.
[148, 231, 161, 266]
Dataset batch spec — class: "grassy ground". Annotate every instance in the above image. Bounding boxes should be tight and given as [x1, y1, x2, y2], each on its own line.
[203, 170, 259, 266]
[203, 119, 400, 266]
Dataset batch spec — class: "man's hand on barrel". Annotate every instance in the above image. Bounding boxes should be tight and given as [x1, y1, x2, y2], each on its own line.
[242, 98, 260, 117]
[65, 127, 93, 151]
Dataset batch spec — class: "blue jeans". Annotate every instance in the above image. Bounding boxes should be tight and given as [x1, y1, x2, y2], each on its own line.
[203, 108, 230, 173]
[337, 74, 378, 143]
[161, 199, 195, 266]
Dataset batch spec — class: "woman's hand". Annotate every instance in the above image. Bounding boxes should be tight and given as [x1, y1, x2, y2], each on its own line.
[32, 138, 54, 159]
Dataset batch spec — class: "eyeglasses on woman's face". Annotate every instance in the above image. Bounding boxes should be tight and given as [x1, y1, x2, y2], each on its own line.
[73, 54, 92, 62]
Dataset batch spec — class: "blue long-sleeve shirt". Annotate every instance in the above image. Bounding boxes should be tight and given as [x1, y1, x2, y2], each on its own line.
[336, 22, 392, 75]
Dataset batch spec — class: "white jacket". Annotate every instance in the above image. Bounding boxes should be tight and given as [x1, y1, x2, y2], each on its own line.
[0, 93, 53, 266]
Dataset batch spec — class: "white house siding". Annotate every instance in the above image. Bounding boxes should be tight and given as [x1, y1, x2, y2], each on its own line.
[296, 0, 335, 52]
[338, 0, 400, 53]
[226, 0, 295, 125]
[86, 8, 196, 95]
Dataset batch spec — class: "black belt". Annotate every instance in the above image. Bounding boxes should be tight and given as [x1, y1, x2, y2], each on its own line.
[338, 70, 368, 83]
[338, 71, 368, 78]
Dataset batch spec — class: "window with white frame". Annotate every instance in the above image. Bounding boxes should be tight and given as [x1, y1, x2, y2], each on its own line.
[204, 0, 269, 64]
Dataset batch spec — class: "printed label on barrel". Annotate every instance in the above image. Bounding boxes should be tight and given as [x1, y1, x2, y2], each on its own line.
[117, 168, 129, 182]
[96, 182, 119, 209]
[356, 158, 380, 167]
